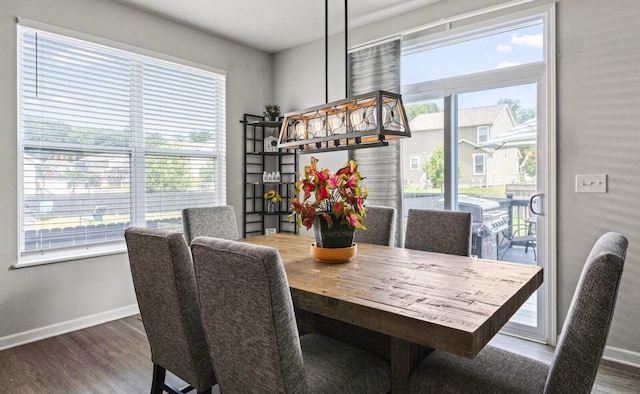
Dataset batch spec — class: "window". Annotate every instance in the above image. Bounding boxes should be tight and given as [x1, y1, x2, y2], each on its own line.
[477, 126, 489, 143]
[17, 25, 226, 265]
[409, 156, 420, 170]
[473, 154, 486, 175]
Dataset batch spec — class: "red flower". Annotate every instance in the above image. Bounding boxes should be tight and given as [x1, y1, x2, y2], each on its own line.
[289, 156, 368, 230]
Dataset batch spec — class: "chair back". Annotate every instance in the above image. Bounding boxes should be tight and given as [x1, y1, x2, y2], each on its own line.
[182, 205, 239, 244]
[545, 231, 628, 393]
[192, 237, 306, 393]
[124, 227, 215, 392]
[354, 205, 397, 247]
[404, 209, 472, 256]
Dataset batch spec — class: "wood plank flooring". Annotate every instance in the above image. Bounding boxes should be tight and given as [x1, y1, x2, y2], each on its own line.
[0, 315, 639, 393]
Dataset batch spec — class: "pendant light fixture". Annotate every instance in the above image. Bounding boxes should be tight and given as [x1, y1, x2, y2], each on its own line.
[277, 0, 411, 153]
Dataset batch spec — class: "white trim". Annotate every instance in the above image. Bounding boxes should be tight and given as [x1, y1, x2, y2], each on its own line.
[16, 17, 226, 76]
[13, 242, 127, 269]
[0, 304, 139, 351]
[540, 2, 557, 346]
[350, 0, 537, 52]
[603, 345, 640, 369]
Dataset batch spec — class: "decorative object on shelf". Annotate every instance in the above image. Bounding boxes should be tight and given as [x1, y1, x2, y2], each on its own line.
[277, 0, 410, 153]
[290, 156, 367, 249]
[310, 242, 357, 263]
[262, 171, 280, 183]
[264, 189, 281, 213]
[264, 135, 279, 152]
[263, 104, 281, 121]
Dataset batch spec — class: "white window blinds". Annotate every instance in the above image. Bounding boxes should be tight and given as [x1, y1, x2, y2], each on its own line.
[17, 24, 226, 265]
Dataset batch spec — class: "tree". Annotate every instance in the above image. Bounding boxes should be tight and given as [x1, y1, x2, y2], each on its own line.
[497, 98, 535, 124]
[404, 102, 440, 121]
[423, 145, 445, 189]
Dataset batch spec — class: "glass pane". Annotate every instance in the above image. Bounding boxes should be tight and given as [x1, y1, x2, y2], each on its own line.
[456, 83, 538, 327]
[21, 148, 131, 253]
[402, 21, 543, 84]
[401, 99, 445, 229]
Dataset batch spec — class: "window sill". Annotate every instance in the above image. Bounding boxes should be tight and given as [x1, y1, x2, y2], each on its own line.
[13, 241, 128, 269]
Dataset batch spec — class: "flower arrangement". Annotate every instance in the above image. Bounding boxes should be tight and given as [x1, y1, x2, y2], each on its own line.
[290, 156, 367, 230]
[263, 189, 282, 203]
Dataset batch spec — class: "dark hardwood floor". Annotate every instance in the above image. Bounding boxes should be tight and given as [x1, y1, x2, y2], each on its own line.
[1, 315, 639, 393]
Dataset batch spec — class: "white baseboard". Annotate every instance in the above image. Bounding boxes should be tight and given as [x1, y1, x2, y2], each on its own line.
[0, 304, 140, 351]
[603, 345, 640, 369]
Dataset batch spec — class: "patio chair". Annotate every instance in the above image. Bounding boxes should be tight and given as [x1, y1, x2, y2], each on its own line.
[182, 205, 238, 244]
[191, 237, 392, 393]
[33, 201, 54, 220]
[354, 205, 397, 247]
[404, 209, 472, 256]
[499, 216, 537, 260]
[408, 231, 628, 394]
[124, 227, 216, 394]
[80, 205, 107, 224]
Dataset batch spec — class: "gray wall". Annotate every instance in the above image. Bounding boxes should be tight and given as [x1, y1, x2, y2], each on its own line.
[273, 0, 640, 363]
[0, 0, 271, 342]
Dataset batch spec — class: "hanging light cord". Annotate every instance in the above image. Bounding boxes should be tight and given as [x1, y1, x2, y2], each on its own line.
[325, 0, 350, 103]
[344, 0, 348, 99]
[325, 0, 328, 104]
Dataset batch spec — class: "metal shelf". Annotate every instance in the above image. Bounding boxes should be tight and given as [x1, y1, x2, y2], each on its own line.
[243, 113, 298, 238]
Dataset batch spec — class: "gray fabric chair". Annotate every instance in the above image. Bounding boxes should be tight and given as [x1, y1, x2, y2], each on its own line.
[182, 205, 238, 244]
[191, 237, 392, 394]
[124, 227, 216, 394]
[404, 209, 472, 256]
[354, 205, 397, 247]
[408, 231, 628, 394]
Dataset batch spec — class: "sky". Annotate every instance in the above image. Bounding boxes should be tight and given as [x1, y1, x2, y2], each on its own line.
[401, 22, 543, 111]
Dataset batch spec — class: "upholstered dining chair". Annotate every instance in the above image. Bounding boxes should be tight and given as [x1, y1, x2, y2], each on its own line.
[191, 237, 392, 394]
[182, 205, 238, 244]
[354, 205, 397, 246]
[408, 231, 628, 394]
[124, 227, 216, 394]
[404, 209, 472, 256]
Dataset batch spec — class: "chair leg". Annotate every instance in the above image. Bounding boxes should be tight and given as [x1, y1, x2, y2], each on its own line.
[151, 363, 166, 394]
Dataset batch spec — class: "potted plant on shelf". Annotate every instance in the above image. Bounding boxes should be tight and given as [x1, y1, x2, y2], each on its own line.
[263, 104, 281, 121]
[290, 156, 367, 248]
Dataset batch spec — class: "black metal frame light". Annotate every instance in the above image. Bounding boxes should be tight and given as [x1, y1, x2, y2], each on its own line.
[277, 1, 411, 153]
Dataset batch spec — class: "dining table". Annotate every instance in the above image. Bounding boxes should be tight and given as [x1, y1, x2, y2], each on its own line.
[243, 233, 543, 393]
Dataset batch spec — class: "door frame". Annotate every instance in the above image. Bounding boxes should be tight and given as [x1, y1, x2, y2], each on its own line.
[400, 3, 556, 344]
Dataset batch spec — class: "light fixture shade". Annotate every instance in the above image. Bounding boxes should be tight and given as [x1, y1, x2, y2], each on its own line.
[277, 90, 411, 152]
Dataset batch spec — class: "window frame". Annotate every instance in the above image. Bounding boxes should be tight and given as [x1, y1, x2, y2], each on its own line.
[16, 21, 227, 268]
[472, 154, 486, 175]
[409, 156, 420, 171]
[477, 125, 490, 143]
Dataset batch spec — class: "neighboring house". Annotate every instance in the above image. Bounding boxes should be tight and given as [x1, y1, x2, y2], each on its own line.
[402, 104, 520, 188]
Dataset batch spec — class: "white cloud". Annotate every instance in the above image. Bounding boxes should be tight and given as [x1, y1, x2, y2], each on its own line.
[511, 33, 543, 48]
[496, 43, 512, 53]
[496, 61, 521, 69]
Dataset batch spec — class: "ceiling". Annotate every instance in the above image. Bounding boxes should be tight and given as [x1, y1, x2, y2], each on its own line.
[113, 0, 442, 53]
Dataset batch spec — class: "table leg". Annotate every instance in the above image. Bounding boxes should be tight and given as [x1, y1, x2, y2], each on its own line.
[390, 337, 432, 393]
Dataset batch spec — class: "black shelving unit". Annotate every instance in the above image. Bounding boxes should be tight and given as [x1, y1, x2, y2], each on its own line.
[242, 113, 298, 237]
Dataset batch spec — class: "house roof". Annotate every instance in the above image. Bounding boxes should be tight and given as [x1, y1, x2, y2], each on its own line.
[408, 104, 510, 131]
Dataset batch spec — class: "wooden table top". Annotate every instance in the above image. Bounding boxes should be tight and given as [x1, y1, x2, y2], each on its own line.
[243, 233, 543, 359]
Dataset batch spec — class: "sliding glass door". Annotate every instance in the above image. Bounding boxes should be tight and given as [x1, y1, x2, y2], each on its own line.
[400, 7, 554, 342]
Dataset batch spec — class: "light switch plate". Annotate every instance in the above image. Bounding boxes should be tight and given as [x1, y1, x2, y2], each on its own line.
[576, 174, 607, 193]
